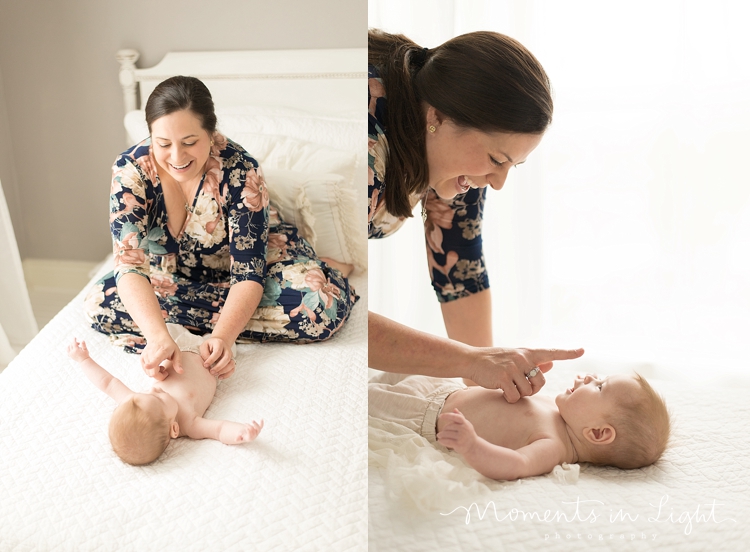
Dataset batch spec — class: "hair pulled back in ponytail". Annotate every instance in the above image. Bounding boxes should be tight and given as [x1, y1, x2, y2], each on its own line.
[145, 76, 217, 135]
[369, 28, 553, 218]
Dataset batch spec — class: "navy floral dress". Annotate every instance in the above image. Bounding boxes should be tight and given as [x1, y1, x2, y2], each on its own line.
[367, 66, 489, 302]
[85, 133, 358, 353]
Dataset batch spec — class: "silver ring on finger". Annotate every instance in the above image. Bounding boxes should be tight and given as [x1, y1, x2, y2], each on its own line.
[526, 367, 540, 378]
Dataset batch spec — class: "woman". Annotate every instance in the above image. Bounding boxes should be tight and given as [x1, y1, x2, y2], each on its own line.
[86, 76, 357, 380]
[368, 29, 582, 401]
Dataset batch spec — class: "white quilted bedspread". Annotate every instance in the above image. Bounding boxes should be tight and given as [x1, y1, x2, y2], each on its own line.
[0, 269, 367, 552]
[369, 368, 750, 552]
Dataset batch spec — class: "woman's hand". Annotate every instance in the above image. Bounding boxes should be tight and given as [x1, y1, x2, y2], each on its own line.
[200, 337, 235, 380]
[116, 273, 184, 380]
[140, 335, 184, 381]
[468, 346, 584, 402]
[369, 312, 585, 397]
[204, 280, 262, 380]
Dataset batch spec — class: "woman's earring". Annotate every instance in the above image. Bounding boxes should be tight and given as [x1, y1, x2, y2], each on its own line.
[428, 125, 437, 133]
[210, 140, 215, 146]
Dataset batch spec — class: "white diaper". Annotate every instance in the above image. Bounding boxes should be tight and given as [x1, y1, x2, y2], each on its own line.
[165, 323, 237, 357]
[369, 373, 466, 443]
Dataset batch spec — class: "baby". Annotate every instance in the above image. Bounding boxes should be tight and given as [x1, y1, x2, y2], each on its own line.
[68, 324, 263, 466]
[369, 371, 670, 480]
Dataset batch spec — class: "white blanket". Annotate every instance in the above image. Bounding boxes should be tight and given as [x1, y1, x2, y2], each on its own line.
[0, 268, 367, 551]
[369, 369, 750, 551]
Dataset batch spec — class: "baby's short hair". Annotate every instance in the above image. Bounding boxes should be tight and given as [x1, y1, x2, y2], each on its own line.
[109, 396, 171, 465]
[590, 373, 671, 469]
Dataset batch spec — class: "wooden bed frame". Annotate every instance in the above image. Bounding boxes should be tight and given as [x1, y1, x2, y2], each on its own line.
[116, 47, 366, 141]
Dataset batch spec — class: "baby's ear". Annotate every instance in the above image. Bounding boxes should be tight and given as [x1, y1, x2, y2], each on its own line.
[583, 425, 616, 445]
[169, 421, 180, 439]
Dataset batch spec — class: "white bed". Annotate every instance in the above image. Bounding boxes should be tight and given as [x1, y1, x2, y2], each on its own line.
[0, 48, 367, 551]
[368, 367, 750, 551]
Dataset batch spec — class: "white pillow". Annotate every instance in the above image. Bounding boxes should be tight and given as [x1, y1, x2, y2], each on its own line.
[264, 168, 365, 271]
[232, 132, 357, 180]
[216, 105, 361, 152]
[124, 110, 149, 144]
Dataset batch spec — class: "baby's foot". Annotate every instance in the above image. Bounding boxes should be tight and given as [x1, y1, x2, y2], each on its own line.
[219, 420, 264, 445]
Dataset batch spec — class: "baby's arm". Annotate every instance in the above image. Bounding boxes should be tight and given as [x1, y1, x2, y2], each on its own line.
[67, 339, 133, 403]
[438, 409, 560, 480]
[185, 417, 264, 445]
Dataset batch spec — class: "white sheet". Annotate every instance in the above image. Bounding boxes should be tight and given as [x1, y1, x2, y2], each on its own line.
[368, 368, 750, 551]
[0, 266, 367, 551]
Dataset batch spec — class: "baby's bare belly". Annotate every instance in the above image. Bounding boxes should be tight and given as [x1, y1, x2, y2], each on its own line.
[440, 387, 551, 450]
[161, 352, 217, 417]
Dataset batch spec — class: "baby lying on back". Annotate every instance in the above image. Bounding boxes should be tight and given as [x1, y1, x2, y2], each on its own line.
[369, 372, 670, 480]
[68, 324, 263, 466]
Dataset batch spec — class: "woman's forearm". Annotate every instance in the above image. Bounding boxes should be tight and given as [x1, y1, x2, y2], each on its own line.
[210, 280, 264, 345]
[368, 311, 474, 378]
[440, 288, 493, 347]
[117, 273, 170, 341]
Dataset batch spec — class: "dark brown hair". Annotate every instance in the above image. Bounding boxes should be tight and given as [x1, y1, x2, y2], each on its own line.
[145, 76, 217, 134]
[369, 29, 553, 218]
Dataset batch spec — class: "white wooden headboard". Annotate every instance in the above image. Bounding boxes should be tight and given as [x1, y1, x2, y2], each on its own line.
[116, 48, 366, 119]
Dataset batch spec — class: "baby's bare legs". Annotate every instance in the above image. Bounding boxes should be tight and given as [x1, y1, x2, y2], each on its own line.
[219, 420, 264, 445]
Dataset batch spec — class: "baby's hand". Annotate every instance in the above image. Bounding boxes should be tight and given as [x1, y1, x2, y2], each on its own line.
[219, 420, 264, 445]
[67, 338, 90, 362]
[437, 409, 478, 456]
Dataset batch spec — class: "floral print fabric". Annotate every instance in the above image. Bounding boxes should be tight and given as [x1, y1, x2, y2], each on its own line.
[367, 66, 489, 302]
[86, 134, 358, 353]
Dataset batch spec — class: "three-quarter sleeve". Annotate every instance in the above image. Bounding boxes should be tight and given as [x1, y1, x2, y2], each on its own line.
[367, 64, 490, 303]
[423, 187, 490, 302]
[368, 67, 390, 238]
[226, 151, 269, 287]
[110, 155, 153, 283]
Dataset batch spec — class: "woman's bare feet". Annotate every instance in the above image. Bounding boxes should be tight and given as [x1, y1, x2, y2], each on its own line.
[320, 257, 354, 278]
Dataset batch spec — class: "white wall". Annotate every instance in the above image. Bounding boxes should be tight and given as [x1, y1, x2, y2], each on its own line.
[0, 0, 366, 262]
[369, 0, 750, 384]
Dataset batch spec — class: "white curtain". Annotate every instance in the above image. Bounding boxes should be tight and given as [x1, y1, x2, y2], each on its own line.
[369, 0, 750, 382]
[0, 179, 37, 369]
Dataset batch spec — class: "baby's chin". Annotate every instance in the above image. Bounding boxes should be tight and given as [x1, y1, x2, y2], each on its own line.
[554, 392, 567, 408]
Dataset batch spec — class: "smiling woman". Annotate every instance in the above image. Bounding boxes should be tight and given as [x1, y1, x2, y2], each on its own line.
[151, 113, 214, 237]
[85, 76, 359, 378]
[423, 121, 543, 199]
[368, 28, 582, 394]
